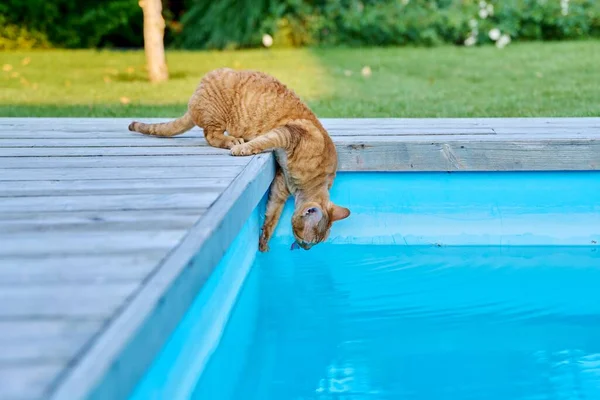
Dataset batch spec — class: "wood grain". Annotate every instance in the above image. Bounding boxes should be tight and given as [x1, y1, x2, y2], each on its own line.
[333, 136, 600, 171]
[0, 178, 230, 197]
[0, 117, 257, 400]
[0, 283, 139, 318]
[0, 364, 63, 400]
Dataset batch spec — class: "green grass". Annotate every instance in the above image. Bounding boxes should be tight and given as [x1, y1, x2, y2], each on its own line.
[1, 41, 599, 118]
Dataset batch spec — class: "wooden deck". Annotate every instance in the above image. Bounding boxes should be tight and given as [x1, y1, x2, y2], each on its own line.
[0, 117, 598, 400]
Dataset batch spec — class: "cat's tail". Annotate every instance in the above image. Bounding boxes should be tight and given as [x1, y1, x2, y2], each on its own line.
[128, 112, 195, 137]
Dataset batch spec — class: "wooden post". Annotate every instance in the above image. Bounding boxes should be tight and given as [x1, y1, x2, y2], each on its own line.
[139, 0, 169, 82]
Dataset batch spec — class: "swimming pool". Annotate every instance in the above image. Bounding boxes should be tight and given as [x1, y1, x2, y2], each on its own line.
[129, 172, 600, 400]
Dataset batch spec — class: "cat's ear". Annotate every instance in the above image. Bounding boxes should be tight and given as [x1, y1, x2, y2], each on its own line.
[330, 204, 350, 222]
[302, 206, 323, 228]
[303, 206, 323, 219]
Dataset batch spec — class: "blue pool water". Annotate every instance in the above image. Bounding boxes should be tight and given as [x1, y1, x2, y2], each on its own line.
[192, 245, 600, 400]
[127, 172, 600, 400]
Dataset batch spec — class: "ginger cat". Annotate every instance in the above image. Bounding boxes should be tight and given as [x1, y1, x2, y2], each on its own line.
[129, 68, 350, 251]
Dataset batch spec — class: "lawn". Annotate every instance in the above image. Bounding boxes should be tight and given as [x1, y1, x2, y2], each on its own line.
[1, 41, 599, 118]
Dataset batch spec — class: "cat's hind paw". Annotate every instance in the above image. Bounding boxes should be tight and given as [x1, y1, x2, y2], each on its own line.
[227, 137, 245, 147]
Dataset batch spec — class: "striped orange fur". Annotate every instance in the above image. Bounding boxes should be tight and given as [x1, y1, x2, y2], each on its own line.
[129, 68, 349, 251]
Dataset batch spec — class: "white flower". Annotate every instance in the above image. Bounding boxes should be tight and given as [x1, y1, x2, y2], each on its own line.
[469, 19, 478, 29]
[486, 4, 494, 16]
[488, 28, 501, 41]
[464, 35, 477, 47]
[401, 0, 409, 5]
[361, 66, 372, 77]
[496, 34, 511, 49]
[479, 0, 487, 8]
[262, 34, 273, 48]
[478, 8, 488, 19]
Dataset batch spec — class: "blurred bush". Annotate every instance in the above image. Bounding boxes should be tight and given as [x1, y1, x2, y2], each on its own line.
[174, 0, 600, 49]
[0, 0, 143, 48]
[1, 0, 599, 50]
[0, 14, 50, 50]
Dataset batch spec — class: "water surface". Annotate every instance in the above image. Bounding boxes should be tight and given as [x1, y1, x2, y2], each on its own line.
[194, 245, 600, 400]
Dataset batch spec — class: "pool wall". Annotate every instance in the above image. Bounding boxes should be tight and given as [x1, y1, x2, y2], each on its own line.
[271, 172, 600, 246]
[128, 170, 599, 400]
[129, 200, 264, 400]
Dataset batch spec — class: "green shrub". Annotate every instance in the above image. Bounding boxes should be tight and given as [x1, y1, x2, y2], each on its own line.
[178, 0, 600, 49]
[178, 0, 316, 49]
[0, 0, 143, 48]
[178, 0, 270, 49]
[1, 0, 599, 50]
[0, 15, 50, 50]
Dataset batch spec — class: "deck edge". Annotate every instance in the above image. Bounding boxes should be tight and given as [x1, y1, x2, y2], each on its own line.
[48, 153, 276, 400]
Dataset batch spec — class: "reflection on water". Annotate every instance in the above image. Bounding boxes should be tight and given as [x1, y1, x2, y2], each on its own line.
[193, 245, 600, 400]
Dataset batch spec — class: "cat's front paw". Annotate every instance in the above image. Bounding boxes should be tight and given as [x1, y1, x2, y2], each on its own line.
[230, 143, 256, 156]
[259, 235, 270, 252]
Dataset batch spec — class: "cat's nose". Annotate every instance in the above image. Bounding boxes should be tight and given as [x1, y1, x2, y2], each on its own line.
[300, 242, 313, 250]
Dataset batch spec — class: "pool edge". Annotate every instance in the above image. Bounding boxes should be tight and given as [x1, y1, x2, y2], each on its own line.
[128, 205, 263, 400]
[49, 154, 275, 400]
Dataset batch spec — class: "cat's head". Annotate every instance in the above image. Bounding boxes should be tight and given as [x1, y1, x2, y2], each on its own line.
[291, 202, 350, 250]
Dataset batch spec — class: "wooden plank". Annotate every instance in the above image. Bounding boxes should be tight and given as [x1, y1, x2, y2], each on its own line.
[0, 146, 228, 157]
[0, 334, 92, 364]
[485, 118, 600, 128]
[3, 117, 597, 129]
[0, 217, 195, 234]
[0, 118, 177, 130]
[0, 118, 598, 143]
[0, 138, 210, 147]
[0, 230, 185, 256]
[325, 127, 495, 136]
[11, 119, 597, 137]
[0, 130, 202, 139]
[0, 178, 230, 197]
[0, 166, 241, 181]
[0, 364, 63, 400]
[0, 254, 162, 283]
[330, 133, 599, 142]
[323, 119, 494, 129]
[0, 283, 138, 318]
[0, 155, 249, 169]
[322, 117, 600, 129]
[0, 219, 198, 234]
[334, 137, 600, 171]
[0, 128, 496, 138]
[0, 193, 217, 213]
[0, 131, 206, 139]
[0, 210, 200, 233]
[0, 130, 206, 139]
[0, 321, 101, 341]
[1, 186, 222, 198]
[49, 153, 276, 400]
[493, 127, 600, 135]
